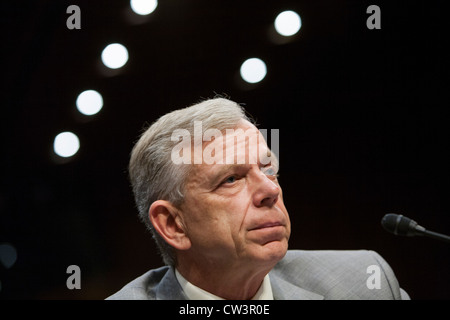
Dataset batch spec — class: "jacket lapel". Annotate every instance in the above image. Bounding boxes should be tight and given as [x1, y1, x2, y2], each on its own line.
[155, 266, 187, 300]
[153, 265, 324, 300]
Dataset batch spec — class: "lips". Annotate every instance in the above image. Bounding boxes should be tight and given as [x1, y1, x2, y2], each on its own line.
[249, 221, 284, 231]
[247, 220, 287, 245]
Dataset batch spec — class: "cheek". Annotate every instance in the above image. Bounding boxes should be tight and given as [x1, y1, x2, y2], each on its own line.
[276, 189, 290, 216]
[202, 204, 251, 250]
[274, 196, 291, 236]
[183, 198, 239, 240]
[182, 181, 253, 243]
[277, 199, 289, 217]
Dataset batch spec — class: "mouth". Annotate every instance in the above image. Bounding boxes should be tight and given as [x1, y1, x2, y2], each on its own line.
[247, 220, 287, 245]
[250, 221, 284, 231]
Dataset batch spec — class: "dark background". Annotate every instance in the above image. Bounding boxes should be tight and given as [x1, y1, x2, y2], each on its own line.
[1, 0, 448, 299]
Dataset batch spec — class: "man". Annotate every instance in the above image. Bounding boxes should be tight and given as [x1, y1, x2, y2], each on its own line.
[107, 97, 409, 300]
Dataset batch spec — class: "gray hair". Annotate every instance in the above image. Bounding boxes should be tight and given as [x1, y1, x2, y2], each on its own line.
[129, 97, 251, 266]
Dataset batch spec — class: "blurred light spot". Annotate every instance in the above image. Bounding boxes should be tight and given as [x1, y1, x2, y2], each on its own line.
[101, 43, 129, 69]
[0, 243, 17, 269]
[130, 0, 158, 15]
[76, 90, 103, 116]
[240, 58, 267, 84]
[274, 10, 302, 36]
[53, 132, 80, 158]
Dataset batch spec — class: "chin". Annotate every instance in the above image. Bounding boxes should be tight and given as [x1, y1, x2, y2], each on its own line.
[257, 239, 289, 265]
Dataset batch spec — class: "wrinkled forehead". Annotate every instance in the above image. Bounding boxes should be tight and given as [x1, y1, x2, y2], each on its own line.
[196, 120, 274, 163]
[187, 120, 279, 185]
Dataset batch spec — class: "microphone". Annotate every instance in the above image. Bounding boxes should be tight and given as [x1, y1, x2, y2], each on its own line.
[381, 213, 450, 244]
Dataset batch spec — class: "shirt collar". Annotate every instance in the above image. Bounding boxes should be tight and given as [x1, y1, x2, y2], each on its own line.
[175, 269, 274, 300]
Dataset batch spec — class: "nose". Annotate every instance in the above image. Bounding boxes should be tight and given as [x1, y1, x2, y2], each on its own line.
[252, 170, 280, 208]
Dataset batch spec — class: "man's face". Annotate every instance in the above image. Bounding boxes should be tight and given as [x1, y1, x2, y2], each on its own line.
[178, 120, 291, 269]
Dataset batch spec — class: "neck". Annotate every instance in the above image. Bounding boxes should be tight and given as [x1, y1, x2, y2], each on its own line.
[176, 256, 273, 300]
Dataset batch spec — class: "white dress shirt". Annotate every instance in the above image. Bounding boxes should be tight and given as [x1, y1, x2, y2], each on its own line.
[175, 269, 274, 300]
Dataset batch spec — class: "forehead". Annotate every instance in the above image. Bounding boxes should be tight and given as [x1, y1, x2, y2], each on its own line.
[187, 120, 276, 185]
[200, 119, 269, 159]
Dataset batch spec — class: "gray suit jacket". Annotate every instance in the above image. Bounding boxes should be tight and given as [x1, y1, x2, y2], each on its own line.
[106, 250, 410, 300]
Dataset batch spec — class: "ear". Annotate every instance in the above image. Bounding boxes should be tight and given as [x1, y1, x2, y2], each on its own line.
[149, 200, 191, 251]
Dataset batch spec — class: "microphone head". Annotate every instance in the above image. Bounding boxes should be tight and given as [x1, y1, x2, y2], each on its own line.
[381, 213, 418, 236]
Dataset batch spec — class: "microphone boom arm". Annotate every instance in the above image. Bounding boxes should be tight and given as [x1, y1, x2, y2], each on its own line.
[417, 228, 450, 244]
[382, 213, 450, 244]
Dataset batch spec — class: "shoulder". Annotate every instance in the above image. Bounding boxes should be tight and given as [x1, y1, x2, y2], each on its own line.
[272, 250, 408, 300]
[106, 266, 171, 300]
[279, 249, 387, 268]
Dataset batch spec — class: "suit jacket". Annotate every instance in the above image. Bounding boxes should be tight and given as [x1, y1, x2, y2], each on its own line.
[106, 250, 410, 300]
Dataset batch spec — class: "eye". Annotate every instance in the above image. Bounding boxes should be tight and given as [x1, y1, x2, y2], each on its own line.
[261, 166, 279, 178]
[223, 175, 237, 184]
